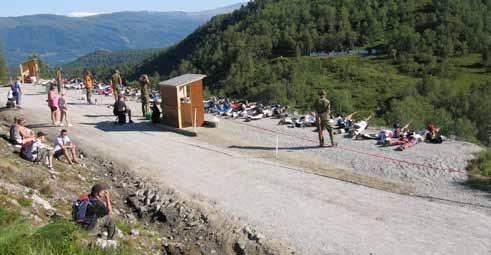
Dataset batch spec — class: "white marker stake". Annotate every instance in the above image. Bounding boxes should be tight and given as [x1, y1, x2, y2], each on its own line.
[194, 108, 197, 133]
[275, 135, 279, 158]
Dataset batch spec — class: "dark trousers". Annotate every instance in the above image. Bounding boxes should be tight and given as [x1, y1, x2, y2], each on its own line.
[86, 88, 92, 104]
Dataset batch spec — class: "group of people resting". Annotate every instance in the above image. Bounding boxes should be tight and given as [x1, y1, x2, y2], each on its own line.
[10, 116, 80, 170]
[206, 97, 289, 120]
[9, 117, 115, 239]
[330, 112, 444, 151]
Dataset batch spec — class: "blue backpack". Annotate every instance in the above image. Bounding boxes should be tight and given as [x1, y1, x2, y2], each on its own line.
[72, 194, 92, 223]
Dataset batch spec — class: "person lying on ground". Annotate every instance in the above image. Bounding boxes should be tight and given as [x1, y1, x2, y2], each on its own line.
[113, 95, 134, 124]
[351, 114, 373, 139]
[388, 131, 424, 151]
[58, 92, 73, 127]
[333, 112, 357, 134]
[21, 131, 55, 170]
[74, 183, 115, 239]
[53, 129, 79, 164]
[425, 124, 443, 144]
[361, 123, 406, 142]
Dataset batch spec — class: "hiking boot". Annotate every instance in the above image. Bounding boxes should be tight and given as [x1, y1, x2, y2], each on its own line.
[129, 120, 134, 124]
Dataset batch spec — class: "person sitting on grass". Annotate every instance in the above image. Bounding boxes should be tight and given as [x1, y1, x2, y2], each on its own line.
[9, 117, 23, 146]
[74, 183, 115, 239]
[15, 117, 35, 146]
[21, 131, 55, 170]
[113, 95, 134, 124]
[53, 129, 79, 164]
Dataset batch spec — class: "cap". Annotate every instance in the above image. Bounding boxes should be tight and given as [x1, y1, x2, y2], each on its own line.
[319, 89, 326, 96]
[91, 183, 110, 195]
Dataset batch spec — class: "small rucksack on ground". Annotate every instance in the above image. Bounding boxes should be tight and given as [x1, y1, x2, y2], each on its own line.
[72, 194, 91, 223]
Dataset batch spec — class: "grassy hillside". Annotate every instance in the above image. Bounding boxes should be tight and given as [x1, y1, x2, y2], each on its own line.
[134, 0, 491, 145]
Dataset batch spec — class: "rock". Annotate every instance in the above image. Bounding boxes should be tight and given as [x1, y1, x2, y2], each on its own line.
[31, 193, 55, 211]
[95, 238, 118, 249]
[130, 229, 140, 237]
[116, 228, 123, 238]
[235, 240, 247, 255]
[255, 233, 265, 243]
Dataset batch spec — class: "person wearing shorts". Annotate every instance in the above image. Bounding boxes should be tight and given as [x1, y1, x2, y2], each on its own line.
[48, 84, 60, 126]
[53, 129, 79, 164]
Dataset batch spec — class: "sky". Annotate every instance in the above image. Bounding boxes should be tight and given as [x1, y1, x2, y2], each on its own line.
[0, 0, 244, 17]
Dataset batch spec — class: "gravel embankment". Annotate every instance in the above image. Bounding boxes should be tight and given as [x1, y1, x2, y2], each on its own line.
[201, 115, 489, 208]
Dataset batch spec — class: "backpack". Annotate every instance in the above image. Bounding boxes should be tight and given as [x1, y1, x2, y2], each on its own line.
[72, 194, 92, 223]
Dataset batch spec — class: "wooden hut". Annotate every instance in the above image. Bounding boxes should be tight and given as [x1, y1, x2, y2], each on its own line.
[19, 59, 39, 83]
[159, 74, 206, 129]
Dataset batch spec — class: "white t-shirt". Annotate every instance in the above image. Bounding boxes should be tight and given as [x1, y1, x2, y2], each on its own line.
[54, 135, 71, 152]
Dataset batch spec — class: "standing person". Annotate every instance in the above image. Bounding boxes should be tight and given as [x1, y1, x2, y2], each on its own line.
[48, 84, 60, 126]
[58, 92, 72, 127]
[53, 129, 79, 164]
[56, 67, 63, 94]
[313, 89, 335, 147]
[83, 70, 94, 104]
[111, 69, 122, 102]
[139, 74, 151, 116]
[11, 77, 23, 107]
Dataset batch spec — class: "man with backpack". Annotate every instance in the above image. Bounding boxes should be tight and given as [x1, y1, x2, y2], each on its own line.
[73, 183, 115, 239]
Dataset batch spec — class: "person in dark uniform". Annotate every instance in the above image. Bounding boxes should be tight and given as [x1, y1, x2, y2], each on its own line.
[56, 67, 63, 94]
[83, 70, 94, 104]
[313, 89, 335, 147]
[139, 74, 151, 116]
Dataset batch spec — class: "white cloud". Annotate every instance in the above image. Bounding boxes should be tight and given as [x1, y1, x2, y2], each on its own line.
[66, 12, 103, 18]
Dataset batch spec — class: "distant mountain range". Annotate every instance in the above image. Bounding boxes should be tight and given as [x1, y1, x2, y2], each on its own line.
[0, 3, 243, 67]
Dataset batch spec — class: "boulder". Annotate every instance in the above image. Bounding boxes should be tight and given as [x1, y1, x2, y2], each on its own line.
[31, 194, 55, 211]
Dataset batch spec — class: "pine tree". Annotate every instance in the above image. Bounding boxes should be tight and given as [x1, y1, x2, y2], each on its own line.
[0, 42, 8, 84]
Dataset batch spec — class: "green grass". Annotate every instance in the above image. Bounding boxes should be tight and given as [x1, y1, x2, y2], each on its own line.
[0, 207, 136, 255]
[17, 197, 32, 208]
[466, 149, 491, 191]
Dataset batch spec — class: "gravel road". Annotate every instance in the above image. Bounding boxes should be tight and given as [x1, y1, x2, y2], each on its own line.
[5, 85, 491, 255]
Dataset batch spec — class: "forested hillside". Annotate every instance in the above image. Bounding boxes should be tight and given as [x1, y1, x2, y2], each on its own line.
[135, 0, 491, 145]
[62, 49, 162, 79]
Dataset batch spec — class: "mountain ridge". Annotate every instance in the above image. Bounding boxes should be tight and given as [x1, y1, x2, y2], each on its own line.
[0, 3, 244, 67]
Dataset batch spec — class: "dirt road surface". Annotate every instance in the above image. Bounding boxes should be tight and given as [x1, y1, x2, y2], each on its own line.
[5, 85, 491, 255]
